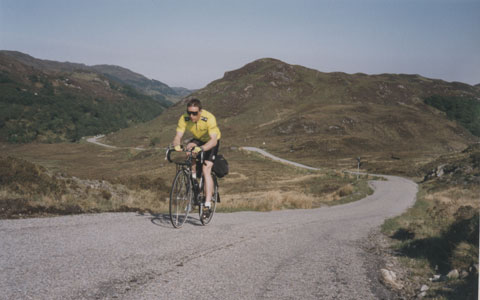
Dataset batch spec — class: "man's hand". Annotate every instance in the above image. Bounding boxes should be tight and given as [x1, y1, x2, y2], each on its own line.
[174, 145, 182, 152]
[192, 146, 202, 154]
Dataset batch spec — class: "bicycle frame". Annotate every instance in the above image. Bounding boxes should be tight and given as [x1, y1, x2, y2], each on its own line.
[166, 147, 218, 227]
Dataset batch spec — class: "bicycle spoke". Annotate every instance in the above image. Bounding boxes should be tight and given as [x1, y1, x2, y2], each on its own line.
[170, 171, 191, 228]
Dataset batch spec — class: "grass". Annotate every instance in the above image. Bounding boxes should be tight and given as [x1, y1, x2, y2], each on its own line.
[0, 155, 171, 218]
[381, 175, 479, 299]
[219, 191, 316, 212]
[216, 148, 373, 211]
[0, 140, 374, 218]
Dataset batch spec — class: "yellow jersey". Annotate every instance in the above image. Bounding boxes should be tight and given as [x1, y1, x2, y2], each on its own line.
[176, 109, 221, 142]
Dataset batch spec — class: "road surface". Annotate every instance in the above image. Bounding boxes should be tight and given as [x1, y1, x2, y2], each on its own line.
[86, 135, 145, 150]
[0, 149, 417, 299]
[241, 147, 320, 171]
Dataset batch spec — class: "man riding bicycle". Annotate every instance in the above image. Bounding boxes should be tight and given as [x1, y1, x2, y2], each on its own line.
[172, 98, 221, 214]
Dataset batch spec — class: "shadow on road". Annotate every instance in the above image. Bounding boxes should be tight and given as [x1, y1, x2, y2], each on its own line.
[148, 213, 171, 228]
[148, 213, 203, 228]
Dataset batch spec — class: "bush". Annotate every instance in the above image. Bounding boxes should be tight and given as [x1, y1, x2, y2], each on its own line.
[425, 95, 480, 136]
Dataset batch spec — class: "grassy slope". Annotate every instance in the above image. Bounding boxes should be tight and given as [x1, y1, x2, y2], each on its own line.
[0, 53, 167, 143]
[0, 141, 372, 217]
[105, 58, 479, 176]
[0, 50, 180, 106]
[382, 144, 479, 299]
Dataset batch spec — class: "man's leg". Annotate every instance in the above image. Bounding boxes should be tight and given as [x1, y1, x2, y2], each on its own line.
[202, 161, 214, 207]
[186, 142, 198, 176]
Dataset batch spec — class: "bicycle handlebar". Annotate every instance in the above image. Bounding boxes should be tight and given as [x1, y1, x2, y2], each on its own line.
[165, 147, 205, 165]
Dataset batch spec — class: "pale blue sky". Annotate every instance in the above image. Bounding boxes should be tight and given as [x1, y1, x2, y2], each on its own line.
[1, 0, 479, 88]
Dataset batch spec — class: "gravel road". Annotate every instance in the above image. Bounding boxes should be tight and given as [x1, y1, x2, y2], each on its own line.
[241, 147, 321, 171]
[0, 149, 417, 300]
[86, 135, 145, 151]
[86, 135, 117, 149]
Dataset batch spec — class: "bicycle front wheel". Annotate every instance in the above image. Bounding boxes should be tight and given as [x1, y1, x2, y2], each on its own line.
[169, 170, 192, 228]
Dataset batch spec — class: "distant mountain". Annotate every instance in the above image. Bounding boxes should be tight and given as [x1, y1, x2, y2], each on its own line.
[171, 86, 195, 98]
[0, 51, 170, 143]
[108, 58, 479, 164]
[0, 50, 91, 73]
[91, 65, 189, 105]
[0, 50, 192, 106]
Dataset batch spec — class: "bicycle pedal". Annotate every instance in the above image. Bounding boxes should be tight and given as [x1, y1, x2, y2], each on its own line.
[202, 209, 211, 219]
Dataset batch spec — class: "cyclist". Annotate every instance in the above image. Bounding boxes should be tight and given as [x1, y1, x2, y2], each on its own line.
[172, 98, 221, 216]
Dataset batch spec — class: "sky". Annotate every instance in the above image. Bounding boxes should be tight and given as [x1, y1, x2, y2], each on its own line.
[1, 0, 479, 89]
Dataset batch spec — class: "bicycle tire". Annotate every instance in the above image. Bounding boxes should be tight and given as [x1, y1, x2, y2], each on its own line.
[169, 170, 192, 228]
[199, 174, 218, 225]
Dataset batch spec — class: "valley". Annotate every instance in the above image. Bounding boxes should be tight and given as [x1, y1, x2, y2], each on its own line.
[1, 54, 479, 299]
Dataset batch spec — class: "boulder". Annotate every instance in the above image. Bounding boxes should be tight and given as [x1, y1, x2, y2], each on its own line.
[447, 269, 459, 280]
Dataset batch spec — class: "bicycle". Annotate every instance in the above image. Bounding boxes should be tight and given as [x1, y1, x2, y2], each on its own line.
[165, 147, 219, 228]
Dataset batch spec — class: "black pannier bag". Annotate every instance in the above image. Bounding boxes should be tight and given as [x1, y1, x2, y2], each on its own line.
[213, 154, 229, 178]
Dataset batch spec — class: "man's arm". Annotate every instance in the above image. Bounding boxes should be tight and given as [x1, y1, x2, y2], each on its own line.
[200, 133, 218, 151]
[173, 131, 184, 147]
[174, 114, 187, 148]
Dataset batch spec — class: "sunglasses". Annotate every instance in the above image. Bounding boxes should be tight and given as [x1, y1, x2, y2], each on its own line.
[187, 110, 199, 116]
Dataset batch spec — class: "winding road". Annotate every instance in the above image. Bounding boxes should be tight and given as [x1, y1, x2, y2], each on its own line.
[0, 147, 417, 299]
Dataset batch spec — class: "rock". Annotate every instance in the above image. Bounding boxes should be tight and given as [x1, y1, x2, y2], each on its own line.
[429, 274, 441, 282]
[380, 269, 403, 290]
[460, 270, 469, 279]
[447, 269, 459, 280]
[420, 285, 429, 292]
[418, 291, 427, 298]
[437, 165, 445, 177]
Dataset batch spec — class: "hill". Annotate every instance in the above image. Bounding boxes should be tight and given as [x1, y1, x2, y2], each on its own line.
[0, 51, 169, 143]
[106, 58, 479, 173]
[0, 51, 192, 105]
[91, 64, 187, 105]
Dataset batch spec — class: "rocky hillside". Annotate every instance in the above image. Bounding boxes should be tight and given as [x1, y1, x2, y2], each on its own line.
[108, 58, 479, 164]
[422, 143, 480, 185]
[0, 52, 169, 143]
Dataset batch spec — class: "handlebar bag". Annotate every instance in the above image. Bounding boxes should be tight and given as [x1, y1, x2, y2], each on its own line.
[213, 154, 229, 178]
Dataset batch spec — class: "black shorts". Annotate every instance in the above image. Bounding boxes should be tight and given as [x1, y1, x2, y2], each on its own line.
[189, 139, 220, 162]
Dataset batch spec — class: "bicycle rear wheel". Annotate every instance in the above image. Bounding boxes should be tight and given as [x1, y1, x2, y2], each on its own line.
[169, 170, 192, 228]
[199, 174, 218, 225]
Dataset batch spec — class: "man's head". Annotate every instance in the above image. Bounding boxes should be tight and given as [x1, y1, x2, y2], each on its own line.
[186, 98, 202, 122]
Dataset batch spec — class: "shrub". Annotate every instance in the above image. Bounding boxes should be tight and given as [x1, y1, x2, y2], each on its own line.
[424, 95, 480, 136]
